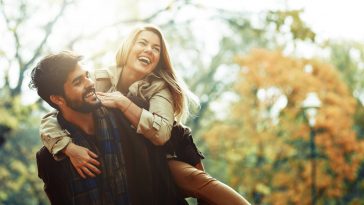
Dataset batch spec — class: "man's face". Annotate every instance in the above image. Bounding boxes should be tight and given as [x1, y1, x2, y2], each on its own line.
[62, 64, 101, 113]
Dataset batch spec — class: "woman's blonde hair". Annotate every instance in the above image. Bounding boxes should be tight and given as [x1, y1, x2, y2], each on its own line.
[115, 24, 199, 122]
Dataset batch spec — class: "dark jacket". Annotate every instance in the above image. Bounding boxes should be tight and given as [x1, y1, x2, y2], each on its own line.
[36, 146, 72, 205]
[36, 107, 187, 205]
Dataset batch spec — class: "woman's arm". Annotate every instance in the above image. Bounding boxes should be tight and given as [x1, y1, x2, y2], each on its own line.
[97, 87, 174, 145]
[40, 111, 72, 160]
[40, 112, 101, 178]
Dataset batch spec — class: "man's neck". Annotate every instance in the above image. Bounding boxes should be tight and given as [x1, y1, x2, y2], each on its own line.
[60, 108, 95, 135]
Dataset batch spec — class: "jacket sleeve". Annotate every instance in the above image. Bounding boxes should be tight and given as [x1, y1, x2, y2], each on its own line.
[40, 111, 71, 161]
[93, 68, 115, 92]
[136, 87, 174, 145]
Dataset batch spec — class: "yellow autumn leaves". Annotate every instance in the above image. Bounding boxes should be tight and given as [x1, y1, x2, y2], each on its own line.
[204, 49, 364, 204]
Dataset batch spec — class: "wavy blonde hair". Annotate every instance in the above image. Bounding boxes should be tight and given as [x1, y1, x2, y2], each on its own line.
[115, 24, 199, 123]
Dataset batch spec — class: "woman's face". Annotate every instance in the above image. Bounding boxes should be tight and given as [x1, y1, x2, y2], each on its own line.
[125, 30, 161, 78]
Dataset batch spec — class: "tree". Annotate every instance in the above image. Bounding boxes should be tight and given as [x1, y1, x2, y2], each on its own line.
[325, 41, 364, 204]
[204, 49, 364, 204]
[0, 0, 72, 203]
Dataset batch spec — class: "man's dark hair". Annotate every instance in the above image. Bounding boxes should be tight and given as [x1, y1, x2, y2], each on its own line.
[29, 51, 83, 109]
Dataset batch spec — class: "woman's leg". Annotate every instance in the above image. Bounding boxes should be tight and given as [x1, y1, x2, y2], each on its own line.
[168, 160, 251, 205]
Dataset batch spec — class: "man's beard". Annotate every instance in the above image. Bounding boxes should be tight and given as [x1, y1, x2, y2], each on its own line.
[64, 89, 101, 113]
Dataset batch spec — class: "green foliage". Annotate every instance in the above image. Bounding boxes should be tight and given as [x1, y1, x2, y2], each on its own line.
[0, 127, 49, 205]
[266, 10, 316, 42]
[0, 88, 48, 204]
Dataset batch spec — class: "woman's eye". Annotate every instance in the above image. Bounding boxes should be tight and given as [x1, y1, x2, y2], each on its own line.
[153, 47, 160, 52]
[137, 41, 146, 46]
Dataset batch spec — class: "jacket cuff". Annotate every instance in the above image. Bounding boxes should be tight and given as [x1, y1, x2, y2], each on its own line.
[40, 132, 72, 161]
[52, 137, 72, 161]
[137, 109, 158, 133]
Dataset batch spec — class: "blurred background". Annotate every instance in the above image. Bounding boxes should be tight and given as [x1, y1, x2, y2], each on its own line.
[1, 0, 364, 204]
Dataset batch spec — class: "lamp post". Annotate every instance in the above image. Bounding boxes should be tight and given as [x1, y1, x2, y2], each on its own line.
[301, 92, 321, 205]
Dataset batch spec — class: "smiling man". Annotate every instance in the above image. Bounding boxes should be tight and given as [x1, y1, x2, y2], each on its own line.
[30, 51, 130, 205]
[30, 51, 186, 205]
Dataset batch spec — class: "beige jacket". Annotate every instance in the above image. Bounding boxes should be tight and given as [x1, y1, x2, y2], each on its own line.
[40, 66, 174, 160]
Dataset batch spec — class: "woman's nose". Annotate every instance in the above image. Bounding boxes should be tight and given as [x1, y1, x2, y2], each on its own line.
[144, 45, 153, 53]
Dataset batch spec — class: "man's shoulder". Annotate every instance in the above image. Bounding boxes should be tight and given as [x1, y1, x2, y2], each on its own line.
[93, 66, 118, 92]
[36, 146, 67, 173]
[36, 146, 55, 180]
[93, 66, 118, 80]
[36, 147, 72, 205]
[36, 147, 59, 169]
[36, 146, 52, 162]
[36, 145, 70, 189]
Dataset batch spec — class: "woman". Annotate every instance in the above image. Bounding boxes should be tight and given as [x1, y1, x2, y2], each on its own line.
[40, 24, 250, 205]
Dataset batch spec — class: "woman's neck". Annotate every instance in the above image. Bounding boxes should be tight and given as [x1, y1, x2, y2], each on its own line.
[118, 66, 144, 94]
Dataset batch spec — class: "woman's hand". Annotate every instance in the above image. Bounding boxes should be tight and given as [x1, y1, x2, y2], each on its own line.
[63, 142, 101, 178]
[96, 91, 125, 109]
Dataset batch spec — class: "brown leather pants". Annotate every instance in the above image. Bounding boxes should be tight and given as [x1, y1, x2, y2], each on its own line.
[168, 160, 251, 205]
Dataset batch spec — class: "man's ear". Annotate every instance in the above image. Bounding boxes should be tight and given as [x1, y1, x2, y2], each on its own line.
[50, 95, 65, 107]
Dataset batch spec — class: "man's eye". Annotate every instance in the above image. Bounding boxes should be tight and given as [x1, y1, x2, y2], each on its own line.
[74, 80, 81, 86]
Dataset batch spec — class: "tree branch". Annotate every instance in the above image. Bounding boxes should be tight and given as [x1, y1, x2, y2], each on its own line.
[11, 0, 73, 96]
[1, 0, 24, 87]
[66, 0, 185, 48]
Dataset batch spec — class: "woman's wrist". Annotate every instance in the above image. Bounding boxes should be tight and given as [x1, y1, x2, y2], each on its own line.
[122, 98, 132, 113]
[116, 96, 132, 113]
[62, 142, 75, 156]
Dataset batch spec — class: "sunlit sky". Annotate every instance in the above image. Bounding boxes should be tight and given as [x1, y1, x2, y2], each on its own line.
[217, 0, 364, 41]
[45, 0, 364, 61]
[34, 0, 364, 45]
[284, 0, 364, 41]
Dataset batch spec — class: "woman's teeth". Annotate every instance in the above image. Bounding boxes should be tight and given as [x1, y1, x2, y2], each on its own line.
[138, 56, 151, 65]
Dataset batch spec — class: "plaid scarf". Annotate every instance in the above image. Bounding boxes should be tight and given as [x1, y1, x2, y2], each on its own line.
[58, 107, 130, 205]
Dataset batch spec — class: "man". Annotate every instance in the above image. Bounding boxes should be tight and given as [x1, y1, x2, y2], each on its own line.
[30, 51, 186, 205]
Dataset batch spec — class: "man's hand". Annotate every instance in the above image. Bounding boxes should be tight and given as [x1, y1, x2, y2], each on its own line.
[63, 142, 101, 179]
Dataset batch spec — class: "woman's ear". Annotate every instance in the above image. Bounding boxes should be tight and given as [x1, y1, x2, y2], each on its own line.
[50, 95, 64, 107]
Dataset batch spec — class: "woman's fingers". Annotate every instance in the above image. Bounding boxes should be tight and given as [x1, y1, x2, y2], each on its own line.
[97, 91, 121, 96]
[85, 163, 101, 175]
[82, 166, 96, 178]
[76, 168, 87, 179]
[96, 91, 125, 109]
[87, 150, 98, 159]
[97, 92, 123, 101]
[96, 91, 106, 95]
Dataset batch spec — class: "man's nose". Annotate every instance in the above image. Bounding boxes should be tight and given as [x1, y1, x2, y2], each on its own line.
[85, 77, 94, 87]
